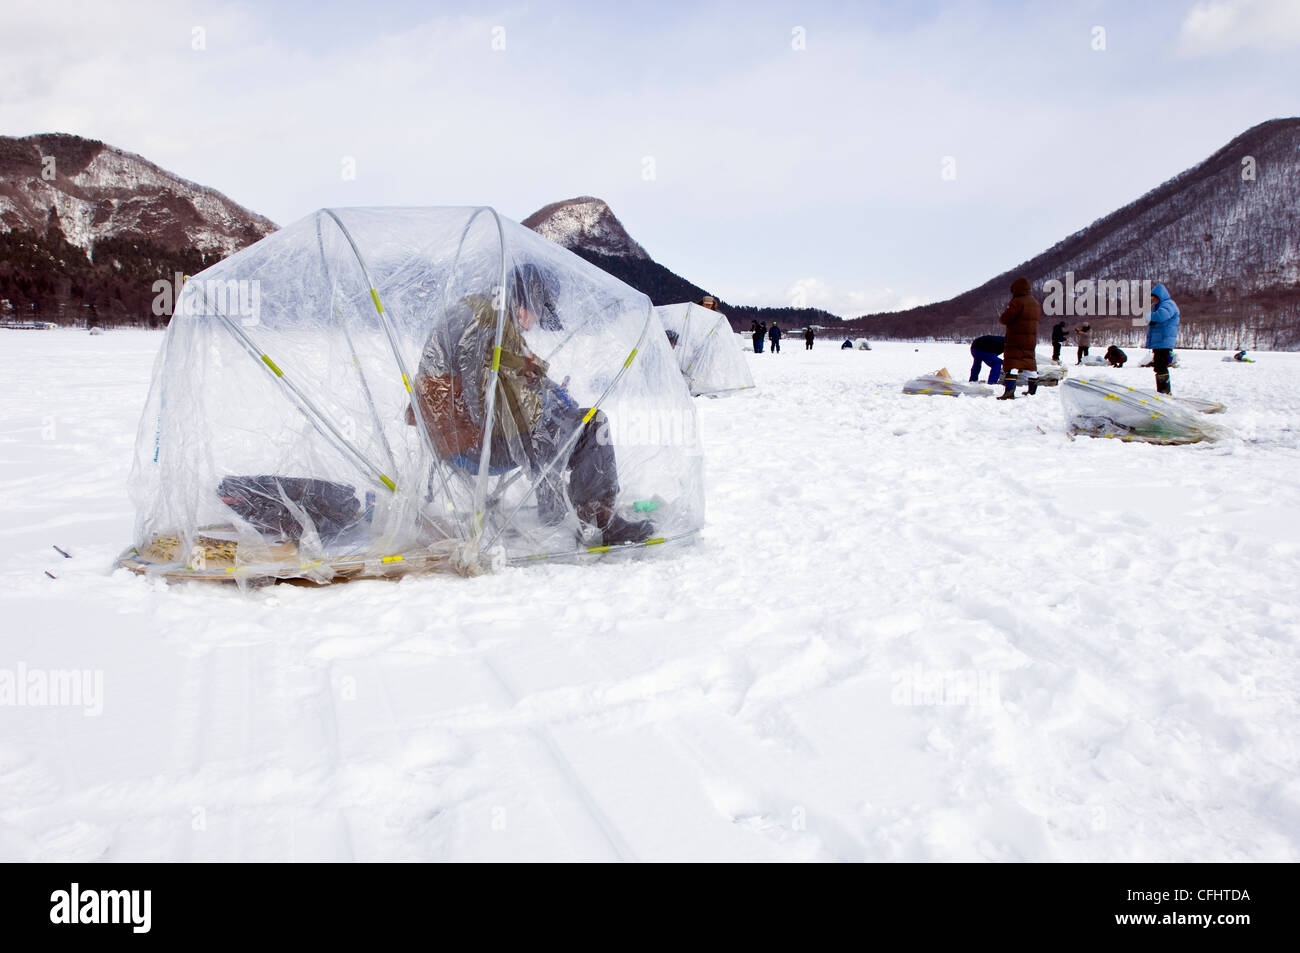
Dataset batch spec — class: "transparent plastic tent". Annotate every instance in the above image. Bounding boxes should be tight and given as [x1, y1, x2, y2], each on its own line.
[653, 302, 754, 397]
[120, 207, 705, 583]
[1060, 379, 1224, 444]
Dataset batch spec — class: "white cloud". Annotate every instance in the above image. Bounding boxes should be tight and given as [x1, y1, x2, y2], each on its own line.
[1177, 0, 1300, 56]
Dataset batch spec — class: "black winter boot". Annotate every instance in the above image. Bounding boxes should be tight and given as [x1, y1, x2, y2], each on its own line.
[997, 374, 1016, 400]
[1156, 373, 1171, 395]
[1027, 377, 1038, 396]
[576, 498, 655, 546]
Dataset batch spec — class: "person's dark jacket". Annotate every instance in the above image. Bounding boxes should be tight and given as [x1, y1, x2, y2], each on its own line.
[998, 277, 1041, 373]
[1051, 322, 1067, 345]
[1106, 345, 1127, 366]
[768, 324, 782, 341]
[971, 334, 1005, 355]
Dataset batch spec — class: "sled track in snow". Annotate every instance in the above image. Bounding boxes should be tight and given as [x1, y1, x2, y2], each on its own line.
[474, 653, 639, 862]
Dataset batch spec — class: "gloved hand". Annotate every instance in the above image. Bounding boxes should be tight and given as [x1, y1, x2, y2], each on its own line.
[550, 381, 578, 413]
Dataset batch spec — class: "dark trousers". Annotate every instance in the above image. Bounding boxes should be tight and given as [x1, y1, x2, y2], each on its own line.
[805, 339, 813, 350]
[753, 336, 763, 353]
[769, 337, 780, 353]
[486, 401, 618, 511]
[1152, 348, 1172, 393]
[1076, 345, 1089, 363]
[969, 349, 1002, 383]
[1052, 341, 1062, 361]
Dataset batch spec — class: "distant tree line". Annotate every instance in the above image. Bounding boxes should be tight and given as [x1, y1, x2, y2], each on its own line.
[0, 226, 214, 327]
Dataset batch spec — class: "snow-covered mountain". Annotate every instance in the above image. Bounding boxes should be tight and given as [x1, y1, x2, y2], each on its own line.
[522, 196, 650, 261]
[857, 118, 1300, 347]
[0, 133, 276, 256]
[522, 195, 837, 329]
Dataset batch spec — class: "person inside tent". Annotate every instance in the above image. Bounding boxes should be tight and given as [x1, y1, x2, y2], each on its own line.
[997, 277, 1041, 399]
[1051, 321, 1067, 362]
[1106, 345, 1127, 368]
[408, 263, 655, 546]
[1145, 283, 1180, 394]
[968, 333, 1004, 384]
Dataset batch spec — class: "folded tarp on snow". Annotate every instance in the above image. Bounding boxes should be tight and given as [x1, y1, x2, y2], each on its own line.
[1061, 379, 1224, 444]
[903, 368, 994, 397]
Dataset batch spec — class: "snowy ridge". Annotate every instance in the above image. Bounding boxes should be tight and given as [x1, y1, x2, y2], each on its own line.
[857, 118, 1300, 340]
[522, 196, 650, 260]
[0, 133, 276, 256]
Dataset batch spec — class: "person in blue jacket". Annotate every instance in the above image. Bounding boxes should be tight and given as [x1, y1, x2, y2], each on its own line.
[1145, 283, 1180, 394]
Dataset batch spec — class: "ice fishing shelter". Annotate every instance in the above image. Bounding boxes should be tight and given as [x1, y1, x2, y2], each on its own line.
[121, 207, 705, 583]
[653, 302, 754, 396]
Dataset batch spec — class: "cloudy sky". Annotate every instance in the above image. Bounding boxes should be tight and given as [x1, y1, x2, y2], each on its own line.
[2, 0, 1298, 315]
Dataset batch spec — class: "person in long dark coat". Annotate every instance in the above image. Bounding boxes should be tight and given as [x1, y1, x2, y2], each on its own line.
[996, 277, 1041, 400]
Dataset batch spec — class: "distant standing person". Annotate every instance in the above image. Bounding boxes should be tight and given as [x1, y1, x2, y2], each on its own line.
[1051, 321, 1067, 362]
[1073, 323, 1092, 364]
[751, 320, 764, 353]
[1145, 283, 1180, 394]
[804, 327, 815, 350]
[996, 277, 1041, 399]
[968, 334, 1005, 384]
[768, 322, 782, 354]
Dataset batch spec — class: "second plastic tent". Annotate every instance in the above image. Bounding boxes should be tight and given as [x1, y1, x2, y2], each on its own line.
[654, 302, 755, 397]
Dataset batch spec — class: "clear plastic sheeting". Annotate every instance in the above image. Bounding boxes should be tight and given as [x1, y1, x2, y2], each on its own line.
[1034, 363, 1067, 386]
[1061, 379, 1225, 444]
[1176, 395, 1227, 415]
[653, 302, 755, 397]
[902, 368, 994, 397]
[121, 207, 705, 583]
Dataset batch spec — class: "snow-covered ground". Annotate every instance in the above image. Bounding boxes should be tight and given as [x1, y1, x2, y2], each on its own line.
[2, 329, 1298, 861]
